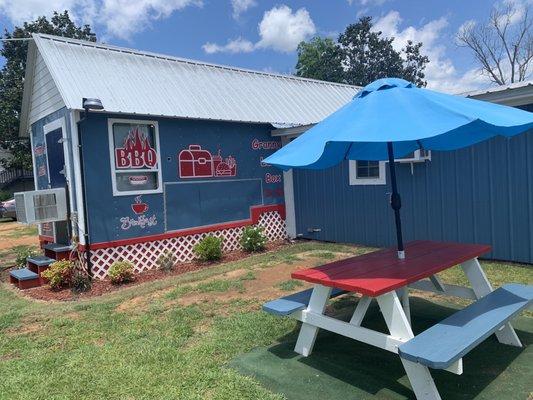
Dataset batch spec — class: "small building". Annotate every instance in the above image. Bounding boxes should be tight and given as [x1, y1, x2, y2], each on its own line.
[276, 81, 533, 264]
[19, 34, 357, 278]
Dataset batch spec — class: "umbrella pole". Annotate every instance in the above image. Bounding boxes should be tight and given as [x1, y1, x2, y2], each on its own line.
[387, 142, 405, 259]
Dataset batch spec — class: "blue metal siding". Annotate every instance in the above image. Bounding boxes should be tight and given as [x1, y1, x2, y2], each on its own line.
[293, 131, 533, 263]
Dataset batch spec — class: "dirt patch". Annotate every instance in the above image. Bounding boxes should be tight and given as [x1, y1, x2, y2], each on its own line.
[0, 221, 39, 251]
[5, 321, 44, 336]
[16, 241, 288, 302]
[176, 252, 350, 307]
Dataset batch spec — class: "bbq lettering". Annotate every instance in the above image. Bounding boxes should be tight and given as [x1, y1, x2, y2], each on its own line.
[115, 127, 157, 169]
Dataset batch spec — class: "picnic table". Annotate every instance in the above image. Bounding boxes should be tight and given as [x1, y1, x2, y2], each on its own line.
[263, 240, 533, 400]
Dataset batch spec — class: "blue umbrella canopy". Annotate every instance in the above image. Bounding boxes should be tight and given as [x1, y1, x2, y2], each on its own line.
[265, 78, 533, 169]
[265, 77, 533, 259]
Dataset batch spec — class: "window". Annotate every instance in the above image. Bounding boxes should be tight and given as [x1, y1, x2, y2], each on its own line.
[349, 160, 386, 185]
[108, 119, 162, 196]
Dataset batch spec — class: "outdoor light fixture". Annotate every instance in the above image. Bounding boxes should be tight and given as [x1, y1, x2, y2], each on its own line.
[82, 97, 104, 112]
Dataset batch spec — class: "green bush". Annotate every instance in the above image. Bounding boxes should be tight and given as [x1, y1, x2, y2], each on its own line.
[156, 250, 177, 272]
[193, 235, 223, 262]
[14, 246, 38, 268]
[108, 261, 135, 285]
[71, 270, 92, 293]
[240, 225, 267, 252]
[41, 260, 74, 290]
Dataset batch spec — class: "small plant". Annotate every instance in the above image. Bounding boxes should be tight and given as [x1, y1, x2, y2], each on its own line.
[41, 260, 74, 290]
[108, 261, 135, 285]
[71, 268, 92, 294]
[14, 246, 38, 268]
[0, 190, 10, 202]
[193, 235, 223, 262]
[156, 250, 177, 272]
[240, 225, 267, 252]
[276, 279, 304, 292]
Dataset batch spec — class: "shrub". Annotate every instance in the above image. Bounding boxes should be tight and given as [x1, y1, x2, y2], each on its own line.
[0, 190, 11, 202]
[193, 235, 223, 262]
[14, 246, 38, 268]
[156, 250, 177, 272]
[71, 269, 92, 293]
[41, 260, 74, 290]
[240, 225, 267, 252]
[108, 261, 135, 285]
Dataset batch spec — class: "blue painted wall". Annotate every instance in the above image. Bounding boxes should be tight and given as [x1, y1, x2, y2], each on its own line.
[293, 109, 533, 264]
[80, 114, 283, 244]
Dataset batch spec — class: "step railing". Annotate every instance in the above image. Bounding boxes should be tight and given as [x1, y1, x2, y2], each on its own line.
[0, 168, 33, 189]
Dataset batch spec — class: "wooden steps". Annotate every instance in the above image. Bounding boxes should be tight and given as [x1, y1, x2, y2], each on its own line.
[9, 243, 72, 290]
[10, 268, 41, 289]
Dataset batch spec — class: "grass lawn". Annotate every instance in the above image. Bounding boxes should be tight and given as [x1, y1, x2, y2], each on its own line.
[0, 235, 531, 399]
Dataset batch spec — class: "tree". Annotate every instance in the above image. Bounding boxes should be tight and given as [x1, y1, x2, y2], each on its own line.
[294, 16, 429, 87]
[457, 2, 532, 85]
[295, 37, 344, 83]
[0, 11, 96, 170]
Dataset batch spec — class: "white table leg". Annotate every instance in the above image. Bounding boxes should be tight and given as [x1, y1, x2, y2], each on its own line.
[294, 284, 332, 356]
[461, 258, 522, 347]
[377, 291, 441, 400]
[349, 296, 372, 326]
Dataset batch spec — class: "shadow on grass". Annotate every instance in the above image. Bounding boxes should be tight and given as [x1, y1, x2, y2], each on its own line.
[232, 297, 532, 400]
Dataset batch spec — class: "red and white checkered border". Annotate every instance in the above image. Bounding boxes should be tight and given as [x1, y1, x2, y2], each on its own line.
[88, 211, 286, 279]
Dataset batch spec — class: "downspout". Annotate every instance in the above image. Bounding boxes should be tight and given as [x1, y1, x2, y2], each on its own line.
[75, 112, 93, 278]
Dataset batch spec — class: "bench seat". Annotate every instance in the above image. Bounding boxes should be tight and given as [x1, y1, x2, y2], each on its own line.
[399, 283, 533, 369]
[263, 287, 346, 316]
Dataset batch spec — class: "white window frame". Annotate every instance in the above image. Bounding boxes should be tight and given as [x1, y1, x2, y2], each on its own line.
[349, 160, 386, 186]
[108, 118, 163, 197]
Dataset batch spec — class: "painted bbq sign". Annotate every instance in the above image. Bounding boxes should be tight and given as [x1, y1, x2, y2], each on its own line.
[115, 128, 157, 169]
[111, 122, 161, 194]
[178, 145, 237, 179]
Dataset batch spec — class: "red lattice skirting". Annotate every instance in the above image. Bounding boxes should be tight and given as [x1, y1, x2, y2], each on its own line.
[85, 207, 286, 279]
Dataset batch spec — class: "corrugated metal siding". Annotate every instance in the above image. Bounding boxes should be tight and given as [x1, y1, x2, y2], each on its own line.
[28, 51, 64, 126]
[34, 34, 358, 125]
[293, 130, 533, 263]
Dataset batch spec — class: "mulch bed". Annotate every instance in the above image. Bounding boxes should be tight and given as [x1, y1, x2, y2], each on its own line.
[7, 240, 289, 302]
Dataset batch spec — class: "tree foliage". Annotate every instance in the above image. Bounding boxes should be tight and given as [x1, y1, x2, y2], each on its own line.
[295, 16, 429, 87]
[0, 11, 96, 169]
[456, 2, 532, 85]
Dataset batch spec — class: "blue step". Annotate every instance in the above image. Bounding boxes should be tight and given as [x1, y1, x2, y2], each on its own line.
[43, 243, 72, 253]
[399, 283, 533, 369]
[27, 255, 55, 267]
[10, 268, 39, 281]
[263, 287, 346, 316]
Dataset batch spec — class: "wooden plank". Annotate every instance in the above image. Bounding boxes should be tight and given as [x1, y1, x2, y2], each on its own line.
[292, 241, 491, 296]
[262, 287, 345, 316]
[398, 284, 533, 369]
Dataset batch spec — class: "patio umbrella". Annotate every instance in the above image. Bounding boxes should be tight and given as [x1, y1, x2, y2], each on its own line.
[264, 78, 533, 259]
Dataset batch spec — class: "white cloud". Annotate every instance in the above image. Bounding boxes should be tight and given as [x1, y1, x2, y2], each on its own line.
[231, 0, 256, 19]
[0, 0, 202, 40]
[372, 10, 492, 93]
[202, 37, 254, 54]
[347, 0, 389, 6]
[256, 5, 316, 52]
[202, 5, 316, 54]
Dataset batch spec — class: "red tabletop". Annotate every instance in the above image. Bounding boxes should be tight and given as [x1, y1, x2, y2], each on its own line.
[291, 240, 491, 297]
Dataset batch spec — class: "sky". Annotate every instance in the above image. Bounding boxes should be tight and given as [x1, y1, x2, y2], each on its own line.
[0, 0, 531, 93]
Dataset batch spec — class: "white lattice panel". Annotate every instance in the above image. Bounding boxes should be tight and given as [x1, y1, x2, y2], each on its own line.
[90, 211, 286, 279]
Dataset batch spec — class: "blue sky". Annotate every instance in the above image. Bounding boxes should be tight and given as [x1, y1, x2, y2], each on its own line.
[0, 0, 530, 92]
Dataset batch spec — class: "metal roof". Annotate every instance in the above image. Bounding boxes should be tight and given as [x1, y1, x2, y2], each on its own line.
[30, 33, 359, 126]
[462, 80, 533, 107]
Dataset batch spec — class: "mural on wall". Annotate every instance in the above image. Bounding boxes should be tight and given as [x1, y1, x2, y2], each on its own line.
[115, 127, 157, 169]
[178, 145, 237, 178]
[120, 195, 158, 230]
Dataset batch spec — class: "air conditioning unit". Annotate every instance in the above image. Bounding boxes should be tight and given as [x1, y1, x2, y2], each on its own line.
[14, 188, 68, 224]
[396, 149, 432, 163]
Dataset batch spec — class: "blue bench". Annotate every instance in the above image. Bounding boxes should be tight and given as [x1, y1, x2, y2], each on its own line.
[399, 283, 533, 369]
[263, 287, 346, 316]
